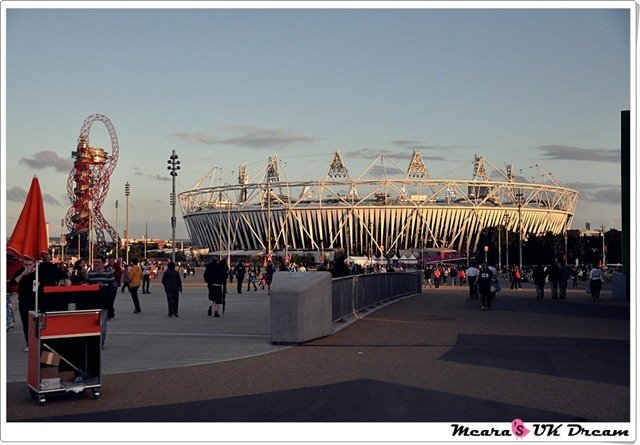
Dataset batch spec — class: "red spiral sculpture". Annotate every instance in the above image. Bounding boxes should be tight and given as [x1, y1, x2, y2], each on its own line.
[64, 114, 119, 249]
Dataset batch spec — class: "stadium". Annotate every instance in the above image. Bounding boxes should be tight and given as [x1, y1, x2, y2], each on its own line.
[178, 150, 579, 259]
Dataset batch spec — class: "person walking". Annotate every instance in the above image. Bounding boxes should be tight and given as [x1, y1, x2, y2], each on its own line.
[142, 261, 151, 294]
[510, 265, 522, 289]
[558, 261, 571, 299]
[532, 264, 547, 300]
[120, 265, 131, 293]
[589, 264, 605, 301]
[246, 264, 258, 291]
[129, 258, 143, 313]
[220, 258, 230, 297]
[477, 263, 494, 311]
[162, 261, 182, 317]
[6, 256, 22, 332]
[204, 257, 226, 317]
[466, 263, 480, 300]
[571, 266, 579, 288]
[547, 261, 561, 299]
[233, 260, 246, 294]
[265, 260, 276, 295]
[9, 258, 37, 351]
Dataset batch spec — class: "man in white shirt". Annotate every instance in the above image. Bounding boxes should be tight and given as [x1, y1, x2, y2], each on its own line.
[466, 263, 480, 300]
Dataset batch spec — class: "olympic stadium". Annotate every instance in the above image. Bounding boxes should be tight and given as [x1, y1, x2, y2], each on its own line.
[178, 150, 579, 258]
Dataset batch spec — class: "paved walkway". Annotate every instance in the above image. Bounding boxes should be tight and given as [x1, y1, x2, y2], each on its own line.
[3, 272, 630, 441]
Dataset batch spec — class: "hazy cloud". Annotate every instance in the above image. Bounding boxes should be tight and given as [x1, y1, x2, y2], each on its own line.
[391, 140, 420, 147]
[345, 148, 410, 160]
[535, 145, 620, 163]
[153, 175, 171, 182]
[7, 186, 61, 206]
[580, 187, 621, 204]
[566, 181, 614, 190]
[7, 186, 26, 202]
[19, 151, 73, 173]
[171, 126, 321, 149]
[566, 181, 621, 204]
[134, 171, 144, 176]
[364, 165, 405, 177]
[43, 194, 61, 206]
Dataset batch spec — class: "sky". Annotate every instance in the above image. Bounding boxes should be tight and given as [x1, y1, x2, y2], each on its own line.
[3, 2, 633, 243]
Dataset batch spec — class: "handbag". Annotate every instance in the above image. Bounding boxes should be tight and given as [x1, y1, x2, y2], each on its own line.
[490, 279, 501, 293]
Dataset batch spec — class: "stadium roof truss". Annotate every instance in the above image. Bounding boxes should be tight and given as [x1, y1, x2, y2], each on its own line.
[178, 152, 579, 256]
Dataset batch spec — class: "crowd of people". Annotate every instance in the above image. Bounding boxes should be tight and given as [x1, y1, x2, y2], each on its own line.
[421, 259, 608, 309]
[5, 250, 613, 347]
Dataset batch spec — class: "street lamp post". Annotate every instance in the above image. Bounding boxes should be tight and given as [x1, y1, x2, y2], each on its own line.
[125, 182, 130, 265]
[600, 224, 606, 267]
[167, 150, 181, 263]
[503, 214, 511, 271]
[115, 199, 119, 258]
[516, 192, 523, 270]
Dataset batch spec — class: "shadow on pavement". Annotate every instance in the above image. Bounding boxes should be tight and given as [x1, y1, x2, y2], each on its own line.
[28, 378, 591, 423]
[470, 295, 630, 321]
[439, 334, 629, 386]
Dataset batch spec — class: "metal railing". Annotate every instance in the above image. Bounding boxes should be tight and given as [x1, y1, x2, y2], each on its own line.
[331, 272, 422, 322]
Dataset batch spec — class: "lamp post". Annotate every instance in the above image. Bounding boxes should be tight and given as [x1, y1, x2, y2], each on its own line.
[503, 214, 511, 271]
[516, 191, 523, 270]
[167, 150, 180, 263]
[125, 182, 130, 265]
[498, 224, 502, 271]
[60, 219, 65, 263]
[115, 199, 119, 258]
[599, 224, 606, 267]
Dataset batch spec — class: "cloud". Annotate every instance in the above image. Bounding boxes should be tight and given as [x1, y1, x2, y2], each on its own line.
[7, 186, 61, 206]
[19, 151, 74, 173]
[535, 145, 620, 163]
[43, 194, 61, 206]
[152, 175, 171, 182]
[364, 165, 405, 177]
[7, 186, 26, 202]
[345, 148, 410, 160]
[171, 126, 321, 150]
[134, 171, 144, 176]
[566, 181, 615, 190]
[391, 140, 420, 147]
[577, 186, 621, 204]
[563, 181, 621, 203]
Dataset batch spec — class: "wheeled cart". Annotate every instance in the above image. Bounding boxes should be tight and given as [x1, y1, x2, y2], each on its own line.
[27, 309, 102, 405]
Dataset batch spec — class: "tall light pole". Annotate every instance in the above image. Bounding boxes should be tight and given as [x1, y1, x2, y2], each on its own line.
[600, 224, 606, 267]
[125, 182, 130, 265]
[516, 191, 523, 270]
[498, 223, 502, 271]
[167, 150, 180, 262]
[115, 199, 119, 258]
[503, 214, 511, 270]
[60, 219, 65, 262]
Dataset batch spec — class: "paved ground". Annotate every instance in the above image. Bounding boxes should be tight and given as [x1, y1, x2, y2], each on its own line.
[3, 271, 630, 441]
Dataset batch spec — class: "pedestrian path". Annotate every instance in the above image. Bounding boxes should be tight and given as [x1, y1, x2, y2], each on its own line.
[4, 276, 629, 436]
[5, 276, 285, 382]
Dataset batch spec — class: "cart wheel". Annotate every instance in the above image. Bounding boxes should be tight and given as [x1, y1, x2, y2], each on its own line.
[38, 396, 46, 406]
[92, 390, 101, 399]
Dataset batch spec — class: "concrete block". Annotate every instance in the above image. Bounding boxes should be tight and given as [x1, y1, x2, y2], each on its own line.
[611, 272, 629, 300]
[270, 271, 333, 344]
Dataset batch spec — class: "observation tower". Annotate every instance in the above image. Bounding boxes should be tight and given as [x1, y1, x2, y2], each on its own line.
[64, 114, 119, 254]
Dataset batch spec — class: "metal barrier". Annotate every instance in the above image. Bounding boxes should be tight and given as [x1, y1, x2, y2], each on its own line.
[331, 272, 422, 323]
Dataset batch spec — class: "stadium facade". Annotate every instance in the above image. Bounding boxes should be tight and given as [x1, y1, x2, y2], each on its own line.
[178, 150, 579, 257]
